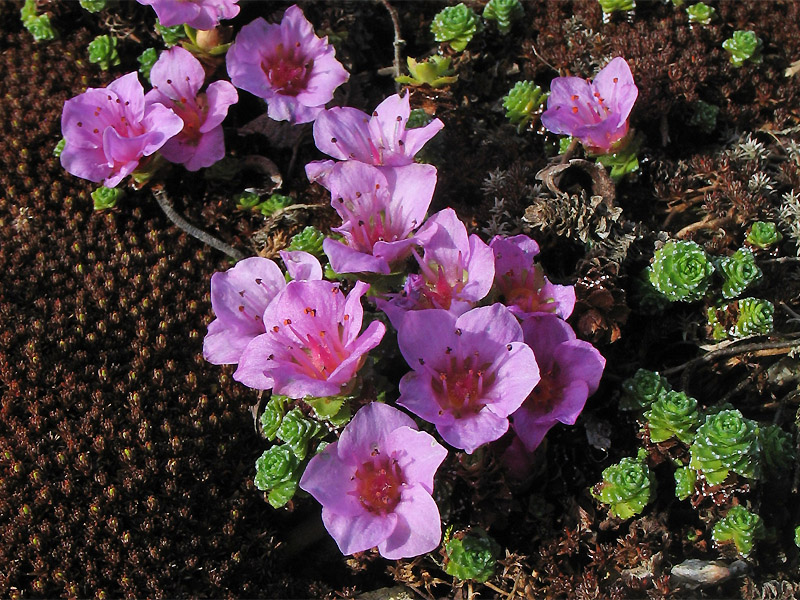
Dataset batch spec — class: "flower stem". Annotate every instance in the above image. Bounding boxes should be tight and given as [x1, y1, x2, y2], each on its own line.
[379, 0, 404, 92]
[152, 187, 245, 261]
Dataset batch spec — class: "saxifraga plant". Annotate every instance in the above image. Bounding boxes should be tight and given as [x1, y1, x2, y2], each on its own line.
[591, 449, 655, 519]
[712, 505, 766, 557]
[443, 527, 501, 582]
[431, 3, 479, 52]
[644, 390, 701, 444]
[714, 247, 762, 300]
[689, 409, 761, 485]
[746, 221, 782, 249]
[648, 240, 715, 302]
[620, 369, 671, 411]
[503, 81, 548, 132]
[722, 30, 763, 67]
[483, 0, 524, 35]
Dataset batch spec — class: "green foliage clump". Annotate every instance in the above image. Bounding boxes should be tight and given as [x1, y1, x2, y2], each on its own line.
[304, 395, 351, 426]
[795, 525, 800, 549]
[88, 35, 121, 71]
[287, 226, 326, 257]
[686, 2, 716, 25]
[715, 247, 762, 300]
[595, 134, 641, 182]
[688, 100, 719, 134]
[674, 466, 697, 501]
[591, 450, 655, 519]
[91, 186, 124, 210]
[260, 395, 288, 441]
[395, 56, 458, 88]
[597, 0, 636, 15]
[444, 528, 501, 582]
[53, 138, 66, 158]
[712, 505, 765, 557]
[483, 0, 524, 35]
[689, 409, 761, 485]
[259, 194, 293, 217]
[644, 390, 701, 444]
[137, 48, 159, 81]
[79, 0, 107, 13]
[431, 4, 479, 52]
[254, 445, 302, 508]
[155, 21, 186, 46]
[746, 221, 782, 249]
[503, 81, 548, 133]
[276, 408, 323, 461]
[21, 0, 57, 42]
[758, 424, 795, 476]
[723, 30, 763, 67]
[407, 109, 433, 130]
[620, 369, 671, 411]
[707, 298, 774, 340]
[648, 240, 715, 302]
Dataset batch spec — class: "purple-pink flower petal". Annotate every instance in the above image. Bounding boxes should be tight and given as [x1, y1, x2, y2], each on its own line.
[227, 6, 349, 124]
[300, 403, 446, 559]
[280, 250, 323, 281]
[136, 0, 240, 30]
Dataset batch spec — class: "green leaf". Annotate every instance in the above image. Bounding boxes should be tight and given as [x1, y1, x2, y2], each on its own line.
[254, 445, 301, 507]
[91, 186, 124, 210]
[597, 0, 636, 15]
[396, 55, 458, 88]
[483, 0, 524, 35]
[746, 221, 782, 249]
[714, 247, 762, 300]
[287, 226, 326, 257]
[260, 395, 288, 441]
[137, 48, 159, 82]
[674, 466, 697, 501]
[648, 240, 714, 302]
[712, 505, 765, 557]
[88, 35, 121, 71]
[431, 4, 480, 52]
[591, 452, 654, 519]
[444, 528, 501, 582]
[155, 21, 186, 46]
[276, 408, 323, 460]
[644, 390, 700, 444]
[722, 30, 763, 67]
[620, 369, 671, 411]
[79, 0, 108, 13]
[502, 81, 548, 133]
[689, 409, 760, 485]
[686, 2, 716, 25]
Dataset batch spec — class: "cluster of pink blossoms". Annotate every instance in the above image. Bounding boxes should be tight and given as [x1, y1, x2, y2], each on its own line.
[60, 4, 349, 187]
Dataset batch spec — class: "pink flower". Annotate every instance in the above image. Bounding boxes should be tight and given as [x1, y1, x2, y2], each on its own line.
[60, 72, 184, 187]
[509, 316, 605, 453]
[305, 92, 444, 185]
[541, 57, 638, 154]
[136, 0, 239, 30]
[234, 280, 386, 398]
[300, 403, 447, 559]
[226, 5, 349, 124]
[203, 253, 321, 365]
[397, 304, 540, 454]
[319, 161, 437, 275]
[490, 235, 575, 320]
[145, 46, 238, 171]
[376, 208, 495, 329]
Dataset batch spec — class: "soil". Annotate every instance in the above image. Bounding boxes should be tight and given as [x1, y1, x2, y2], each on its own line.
[2, 0, 800, 598]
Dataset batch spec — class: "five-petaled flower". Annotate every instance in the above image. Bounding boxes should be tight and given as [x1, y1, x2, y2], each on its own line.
[509, 316, 605, 453]
[234, 280, 385, 398]
[541, 57, 638, 154]
[300, 402, 447, 559]
[318, 161, 437, 274]
[490, 235, 575, 320]
[377, 208, 495, 329]
[226, 5, 349, 124]
[60, 72, 184, 187]
[396, 304, 540, 454]
[306, 92, 444, 185]
[136, 0, 240, 31]
[145, 46, 238, 171]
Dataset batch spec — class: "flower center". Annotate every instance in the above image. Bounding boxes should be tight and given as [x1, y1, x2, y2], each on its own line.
[500, 267, 556, 314]
[524, 365, 562, 415]
[354, 456, 403, 514]
[431, 354, 493, 418]
[263, 43, 312, 96]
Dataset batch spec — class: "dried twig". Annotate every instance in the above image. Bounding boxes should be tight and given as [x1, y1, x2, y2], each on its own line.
[152, 187, 246, 261]
[379, 0, 404, 92]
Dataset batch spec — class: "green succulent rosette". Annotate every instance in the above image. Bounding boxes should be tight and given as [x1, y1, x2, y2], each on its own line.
[689, 409, 761, 485]
[723, 30, 763, 67]
[276, 408, 323, 461]
[254, 445, 302, 508]
[407, 109, 433, 129]
[431, 3, 479, 52]
[287, 226, 325, 257]
[644, 390, 701, 444]
[758, 424, 795, 476]
[674, 466, 697, 501]
[444, 528, 501, 583]
[688, 100, 719, 134]
[260, 395, 288, 441]
[155, 21, 186, 46]
[483, 0, 524, 35]
[88, 34, 121, 71]
[795, 525, 800, 549]
[597, 0, 636, 15]
[396, 56, 458, 88]
[137, 48, 159, 82]
[503, 81, 548, 133]
[79, 0, 107, 13]
[591, 450, 655, 519]
[746, 221, 782, 249]
[257, 193, 293, 217]
[715, 247, 762, 300]
[734, 298, 774, 338]
[686, 2, 716, 25]
[712, 505, 765, 557]
[620, 369, 671, 411]
[648, 240, 715, 302]
[91, 186, 124, 211]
